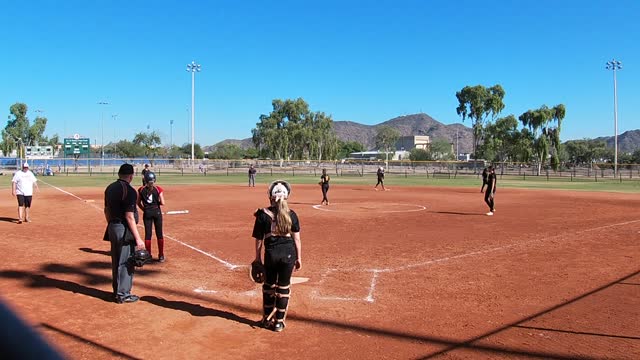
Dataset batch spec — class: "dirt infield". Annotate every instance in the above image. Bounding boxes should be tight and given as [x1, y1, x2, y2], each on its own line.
[1, 182, 639, 359]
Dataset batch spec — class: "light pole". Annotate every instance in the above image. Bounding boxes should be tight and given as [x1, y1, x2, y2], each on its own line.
[98, 101, 109, 168]
[186, 61, 201, 168]
[606, 59, 622, 177]
[170, 120, 174, 148]
[111, 114, 118, 156]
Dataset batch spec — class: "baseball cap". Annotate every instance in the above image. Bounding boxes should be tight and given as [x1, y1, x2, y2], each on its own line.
[118, 164, 135, 175]
[22, 162, 29, 168]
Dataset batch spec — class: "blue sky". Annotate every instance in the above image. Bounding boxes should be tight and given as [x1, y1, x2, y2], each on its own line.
[1, 0, 637, 147]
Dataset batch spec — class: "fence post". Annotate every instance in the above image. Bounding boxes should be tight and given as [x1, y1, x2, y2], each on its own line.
[546, 169, 549, 181]
[181, 168, 184, 176]
[293, 167, 295, 177]
[405, 169, 407, 178]
[271, 167, 273, 176]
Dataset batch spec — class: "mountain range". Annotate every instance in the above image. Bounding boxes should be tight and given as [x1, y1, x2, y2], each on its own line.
[208, 113, 639, 154]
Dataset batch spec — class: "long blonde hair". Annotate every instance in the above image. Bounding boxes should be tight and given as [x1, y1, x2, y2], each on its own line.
[274, 198, 292, 235]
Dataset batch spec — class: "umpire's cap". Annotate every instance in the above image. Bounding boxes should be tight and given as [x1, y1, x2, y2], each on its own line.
[118, 164, 134, 175]
[268, 180, 291, 201]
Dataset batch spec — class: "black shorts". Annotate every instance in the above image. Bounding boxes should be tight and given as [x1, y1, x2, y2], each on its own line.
[17, 195, 33, 207]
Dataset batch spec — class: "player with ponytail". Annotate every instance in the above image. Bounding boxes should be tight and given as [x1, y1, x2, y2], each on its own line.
[251, 180, 301, 332]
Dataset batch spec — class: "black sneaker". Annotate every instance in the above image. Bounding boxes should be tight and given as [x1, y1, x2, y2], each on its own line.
[273, 322, 285, 332]
[115, 295, 140, 304]
[158, 255, 165, 263]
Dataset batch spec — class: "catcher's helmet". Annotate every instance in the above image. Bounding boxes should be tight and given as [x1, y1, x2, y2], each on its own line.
[144, 171, 156, 184]
[268, 180, 291, 200]
[129, 249, 152, 267]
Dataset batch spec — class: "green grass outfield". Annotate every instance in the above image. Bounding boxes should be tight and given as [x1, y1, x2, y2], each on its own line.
[3, 172, 639, 193]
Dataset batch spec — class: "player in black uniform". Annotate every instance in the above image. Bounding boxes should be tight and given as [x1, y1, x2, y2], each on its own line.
[141, 164, 150, 186]
[252, 180, 302, 332]
[104, 164, 145, 303]
[484, 166, 496, 216]
[319, 168, 330, 205]
[137, 171, 166, 262]
[374, 166, 386, 191]
[480, 167, 488, 193]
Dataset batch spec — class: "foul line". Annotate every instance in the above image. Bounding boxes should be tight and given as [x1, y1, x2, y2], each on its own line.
[313, 218, 640, 303]
[41, 180, 241, 270]
[42, 181, 640, 304]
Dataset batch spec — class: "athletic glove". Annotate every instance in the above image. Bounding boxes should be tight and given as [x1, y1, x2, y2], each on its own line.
[250, 260, 266, 284]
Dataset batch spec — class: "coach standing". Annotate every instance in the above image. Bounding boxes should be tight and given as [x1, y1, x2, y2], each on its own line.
[12, 162, 39, 224]
[104, 164, 145, 304]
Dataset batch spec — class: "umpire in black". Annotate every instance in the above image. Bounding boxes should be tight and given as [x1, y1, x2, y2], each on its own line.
[104, 164, 145, 304]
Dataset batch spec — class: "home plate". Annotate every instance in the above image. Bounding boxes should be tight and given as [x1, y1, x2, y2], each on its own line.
[291, 277, 309, 284]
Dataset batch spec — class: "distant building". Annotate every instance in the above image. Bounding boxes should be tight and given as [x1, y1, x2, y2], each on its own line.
[395, 135, 430, 151]
[347, 150, 410, 161]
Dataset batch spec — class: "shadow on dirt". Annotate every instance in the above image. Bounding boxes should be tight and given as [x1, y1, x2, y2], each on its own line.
[141, 296, 258, 328]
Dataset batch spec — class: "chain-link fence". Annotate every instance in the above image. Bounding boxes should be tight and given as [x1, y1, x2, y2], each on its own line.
[2, 157, 640, 182]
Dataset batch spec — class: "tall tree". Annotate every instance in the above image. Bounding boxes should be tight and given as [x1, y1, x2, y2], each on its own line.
[479, 115, 518, 165]
[2, 103, 53, 155]
[429, 138, 455, 160]
[455, 85, 506, 161]
[252, 98, 337, 161]
[518, 104, 566, 174]
[374, 125, 400, 165]
[133, 131, 162, 165]
[336, 140, 365, 159]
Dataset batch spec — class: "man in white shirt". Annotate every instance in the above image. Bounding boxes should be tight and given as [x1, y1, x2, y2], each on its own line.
[11, 162, 39, 224]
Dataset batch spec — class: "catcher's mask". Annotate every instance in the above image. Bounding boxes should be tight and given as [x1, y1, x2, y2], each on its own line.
[268, 180, 291, 201]
[129, 249, 152, 267]
[250, 260, 265, 284]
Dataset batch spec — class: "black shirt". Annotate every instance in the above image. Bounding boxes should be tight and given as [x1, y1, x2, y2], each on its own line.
[249, 167, 257, 175]
[252, 206, 300, 247]
[377, 169, 384, 180]
[486, 172, 496, 190]
[320, 174, 330, 186]
[482, 169, 488, 181]
[104, 179, 139, 228]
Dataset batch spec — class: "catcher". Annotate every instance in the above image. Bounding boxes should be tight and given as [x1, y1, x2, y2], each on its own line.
[251, 180, 302, 332]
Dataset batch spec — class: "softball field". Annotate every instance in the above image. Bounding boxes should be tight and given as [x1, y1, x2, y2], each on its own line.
[0, 180, 638, 359]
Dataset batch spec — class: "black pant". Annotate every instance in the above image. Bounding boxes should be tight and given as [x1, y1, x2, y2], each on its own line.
[484, 188, 494, 211]
[262, 241, 297, 321]
[321, 184, 329, 203]
[143, 209, 163, 240]
[108, 223, 135, 298]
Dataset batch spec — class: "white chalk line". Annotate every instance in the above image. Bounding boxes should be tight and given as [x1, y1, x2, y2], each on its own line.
[42, 181, 640, 304]
[312, 218, 640, 303]
[42, 180, 240, 270]
[312, 203, 427, 213]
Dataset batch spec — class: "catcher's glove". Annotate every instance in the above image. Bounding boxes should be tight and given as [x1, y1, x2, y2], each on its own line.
[250, 260, 265, 284]
[129, 249, 152, 267]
